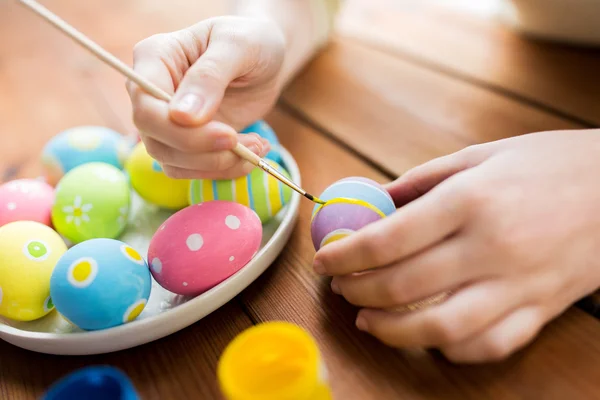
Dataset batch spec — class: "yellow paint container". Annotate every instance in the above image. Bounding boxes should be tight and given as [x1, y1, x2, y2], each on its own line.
[218, 322, 332, 400]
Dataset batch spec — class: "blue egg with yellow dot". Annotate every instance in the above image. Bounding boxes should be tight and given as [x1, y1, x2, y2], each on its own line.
[41, 126, 134, 186]
[241, 120, 282, 164]
[50, 238, 151, 331]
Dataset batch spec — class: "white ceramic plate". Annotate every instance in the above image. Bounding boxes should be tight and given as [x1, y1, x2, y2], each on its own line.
[0, 147, 301, 355]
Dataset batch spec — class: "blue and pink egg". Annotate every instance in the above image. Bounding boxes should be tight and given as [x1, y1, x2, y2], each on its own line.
[311, 177, 396, 250]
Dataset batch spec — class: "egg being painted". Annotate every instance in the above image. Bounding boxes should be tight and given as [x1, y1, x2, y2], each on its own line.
[41, 126, 134, 186]
[51, 163, 130, 244]
[188, 160, 292, 224]
[311, 177, 396, 251]
[50, 238, 152, 331]
[125, 142, 190, 210]
[0, 179, 55, 227]
[241, 120, 282, 164]
[0, 221, 67, 321]
[148, 201, 262, 296]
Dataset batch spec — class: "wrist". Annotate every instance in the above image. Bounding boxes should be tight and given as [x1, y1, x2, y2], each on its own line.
[234, 0, 332, 86]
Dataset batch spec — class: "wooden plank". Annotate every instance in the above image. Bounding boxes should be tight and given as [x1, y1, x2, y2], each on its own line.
[0, 0, 227, 58]
[282, 38, 580, 176]
[0, 302, 252, 400]
[240, 106, 600, 399]
[336, 0, 600, 126]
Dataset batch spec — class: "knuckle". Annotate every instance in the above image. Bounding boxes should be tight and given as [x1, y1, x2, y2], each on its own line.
[162, 165, 184, 179]
[382, 280, 405, 305]
[455, 178, 489, 211]
[133, 33, 169, 56]
[425, 315, 462, 345]
[357, 229, 390, 267]
[480, 338, 512, 362]
[174, 133, 196, 151]
[131, 103, 157, 132]
[145, 142, 169, 164]
[193, 59, 226, 87]
[205, 152, 233, 172]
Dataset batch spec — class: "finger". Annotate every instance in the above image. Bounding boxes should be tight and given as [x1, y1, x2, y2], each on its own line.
[128, 33, 178, 101]
[332, 238, 485, 309]
[162, 161, 257, 181]
[134, 92, 244, 153]
[440, 306, 545, 363]
[313, 174, 468, 276]
[356, 279, 524, 348]
[142, 134, 266, 173]
[385, 145, 492, 207]
[169, 36, 250, 125]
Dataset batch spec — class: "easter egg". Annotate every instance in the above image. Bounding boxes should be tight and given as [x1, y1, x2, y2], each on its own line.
[0, 221, 67, 321]
[148, 201, 262, 296]
[51, 163, 130, 244]
[41, 126, 134, 186]
[241, 120, 282, 164]
[125, 142, 189, 210]
[50, 238, 151, 331]
[311, 177, 396, 250]
[0, 179, 54, 227]
[188, 160, 292, 224]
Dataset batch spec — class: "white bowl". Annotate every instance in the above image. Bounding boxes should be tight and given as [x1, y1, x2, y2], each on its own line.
[0, 147, 301, 355]
[501, 0, 600, 46]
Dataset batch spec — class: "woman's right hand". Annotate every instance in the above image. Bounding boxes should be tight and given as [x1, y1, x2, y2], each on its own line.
[127, 15, 286, 180]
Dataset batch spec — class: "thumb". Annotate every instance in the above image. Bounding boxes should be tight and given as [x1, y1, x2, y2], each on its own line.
[169, 41, 247, 127]
[385, 146, 490, 207]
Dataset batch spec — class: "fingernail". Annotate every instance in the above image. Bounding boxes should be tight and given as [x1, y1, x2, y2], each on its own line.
[213, 137, 235, 151]
[356, 316, 368, 331]
[330, 278, 340, 294]
[172, 93, 204, 115]
[313, 259, 325, 275]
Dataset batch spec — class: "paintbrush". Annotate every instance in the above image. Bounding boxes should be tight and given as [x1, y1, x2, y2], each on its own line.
[16, 0, 325, 205]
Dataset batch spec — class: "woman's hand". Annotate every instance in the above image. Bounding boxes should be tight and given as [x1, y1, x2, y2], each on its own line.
[127, 16, 286, 179]
[314, 129, 600, 363]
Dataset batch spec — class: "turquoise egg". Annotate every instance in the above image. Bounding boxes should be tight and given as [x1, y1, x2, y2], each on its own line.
[311, 177, 396, 250]
[240, 120, 282, 164]
[50, 238, 151, 331]
[42, 126, 134, 186]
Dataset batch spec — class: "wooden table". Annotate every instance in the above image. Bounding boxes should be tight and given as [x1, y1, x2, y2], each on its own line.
[2, 0, 600, 398]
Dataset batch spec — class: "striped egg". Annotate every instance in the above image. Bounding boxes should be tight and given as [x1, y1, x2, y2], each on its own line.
[188, 161, 292, 224]
[311, 177, 396, 250]
[240, 120, 282, 164]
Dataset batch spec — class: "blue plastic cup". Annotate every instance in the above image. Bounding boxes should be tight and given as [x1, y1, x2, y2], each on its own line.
[42, 366, 139, 400]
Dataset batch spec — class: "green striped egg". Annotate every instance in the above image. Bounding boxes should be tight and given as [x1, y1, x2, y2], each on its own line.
[188, 161, 292, 224]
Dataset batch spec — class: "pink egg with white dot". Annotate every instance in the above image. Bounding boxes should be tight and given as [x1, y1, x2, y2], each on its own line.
[147, 201, 263, 296]
[0, 179, 55, 227]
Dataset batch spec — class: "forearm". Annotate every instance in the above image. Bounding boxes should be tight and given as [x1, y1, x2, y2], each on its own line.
[234, 0, 338, 86]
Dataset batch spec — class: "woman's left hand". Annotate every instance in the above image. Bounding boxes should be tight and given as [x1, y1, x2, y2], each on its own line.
[313, 129, 600, 363]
